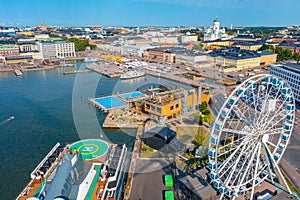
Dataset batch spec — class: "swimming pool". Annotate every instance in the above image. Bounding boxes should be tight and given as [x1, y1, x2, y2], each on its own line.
[119, 91, 144, 100]
[95, 96, 127, 109]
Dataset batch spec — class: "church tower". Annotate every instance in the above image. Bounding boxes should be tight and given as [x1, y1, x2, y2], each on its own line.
[213, 16, 220, 34]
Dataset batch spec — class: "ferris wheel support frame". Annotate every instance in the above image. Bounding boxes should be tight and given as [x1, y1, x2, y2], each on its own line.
[208, 74, 294, 200]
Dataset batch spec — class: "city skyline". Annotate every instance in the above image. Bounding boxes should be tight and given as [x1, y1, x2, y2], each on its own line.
[0, 0, 299, 27]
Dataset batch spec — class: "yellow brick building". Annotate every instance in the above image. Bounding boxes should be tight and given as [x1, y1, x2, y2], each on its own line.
[259, 52, 277, 66]
[202, 41, 234, 50]
[137, 88, 211, 122]
[4, 56, 34, 65]
[209, 48, 277, 72]
[237, 44, 262, 51]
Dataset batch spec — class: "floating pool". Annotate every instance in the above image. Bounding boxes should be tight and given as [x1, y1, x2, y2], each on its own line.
[95, 96, 127, 109]
[119, 91, 144, 100]
[69, 139, 109, 160]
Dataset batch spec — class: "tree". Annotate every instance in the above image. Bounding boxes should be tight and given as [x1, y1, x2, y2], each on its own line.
[193, 43, 204, 50]
[200, 101, 208, 112]
[195, 114, 203, 125]
[202, 109, 210, 115]
[68, 38, 96, 51]
[49, 33, 62, 38]
[177, 35, 182, 43]
[283, 49, 293, 60]
[197, 33, 204, 41]
[48, 34, 96, 51]
[294, 53, 300, 63]
[275, 47, 293, 61]
[259, 44, 275, 52]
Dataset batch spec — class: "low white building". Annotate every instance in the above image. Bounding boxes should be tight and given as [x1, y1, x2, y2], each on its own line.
[38, 40, 76, 59]
[151, 36, 178, 45]
[18, 39, 39, 53]
[182, 35, 198, 44]
[176, 52, 207, 65]
[120, 44, 155, 57]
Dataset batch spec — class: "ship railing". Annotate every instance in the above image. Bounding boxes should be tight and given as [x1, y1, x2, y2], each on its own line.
[30, 142, 61, 179]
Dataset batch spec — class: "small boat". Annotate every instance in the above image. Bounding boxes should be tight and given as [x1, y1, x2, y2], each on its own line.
[120, 70, 145, 80]
[64, 63, 74, 67]
[8, 116, 14, 120]
[84, 58, 98, 63]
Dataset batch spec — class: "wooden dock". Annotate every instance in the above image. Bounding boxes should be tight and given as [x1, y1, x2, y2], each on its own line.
[14, 69, 23, 76]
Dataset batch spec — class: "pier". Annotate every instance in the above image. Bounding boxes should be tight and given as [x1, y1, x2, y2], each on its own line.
[14, 69, 23, 76]
[142, 69, 209, 89]
[123, 125, 144, 200]
[88, 98, 109, 113]
[63, 69, 90, 75]
[86, 64, 122, 78]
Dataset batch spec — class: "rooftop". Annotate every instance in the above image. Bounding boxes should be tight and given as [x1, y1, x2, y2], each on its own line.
[271, 62, 300, 73]
[38, 38, 70, 44]
[278, 40, 300, 48]
[209, 47, 275, 60]
[0, 44, 18, 49]
[178, 173, 217, 199]
[145, 126, 176, 141]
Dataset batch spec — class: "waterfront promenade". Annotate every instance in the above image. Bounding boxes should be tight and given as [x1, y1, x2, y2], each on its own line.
[123, 125, 144, 200]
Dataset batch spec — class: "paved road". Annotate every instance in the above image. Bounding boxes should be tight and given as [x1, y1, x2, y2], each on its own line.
[280, 109, 300, 193]
[284, 110, 300, 174]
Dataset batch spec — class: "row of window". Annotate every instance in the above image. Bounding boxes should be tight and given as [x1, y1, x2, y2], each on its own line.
[270, 67, 300, 102]
[271, 66, 300, 81]
[170, 104, 179, 110]
[57, 53, 75, 57]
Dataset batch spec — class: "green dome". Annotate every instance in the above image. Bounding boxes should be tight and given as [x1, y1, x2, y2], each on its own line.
[213, 17, 219, 22]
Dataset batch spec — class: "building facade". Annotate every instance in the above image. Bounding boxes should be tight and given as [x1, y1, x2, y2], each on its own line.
[135, 88, 211, 123]
[38, 40, 76, 59]
[182, 35, 198, 43]
[209, 48, 277, 72]
[4, 55, 34, 65]
[0, 44, 20, 56]
[145, 48, 175, 63]
[18, 39, 39, 53]
[277, 41, 300, 54]
[270, 63, 300, 102]
[151, 36, 178, 45]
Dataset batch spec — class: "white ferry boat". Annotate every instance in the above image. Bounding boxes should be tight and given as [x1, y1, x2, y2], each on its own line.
[84, 57, 98, 63]
[120, 70, 145, 80]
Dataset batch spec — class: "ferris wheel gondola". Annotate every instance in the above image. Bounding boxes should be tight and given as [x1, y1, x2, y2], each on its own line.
[208, 74, 294, 199]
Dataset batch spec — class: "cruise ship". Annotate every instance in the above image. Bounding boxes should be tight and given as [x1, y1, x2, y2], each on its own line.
[17, 139, 128, 200]
[120, 70, 145, 80]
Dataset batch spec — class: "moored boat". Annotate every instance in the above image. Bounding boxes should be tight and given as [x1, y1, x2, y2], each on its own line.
[120, 70, 145, 80]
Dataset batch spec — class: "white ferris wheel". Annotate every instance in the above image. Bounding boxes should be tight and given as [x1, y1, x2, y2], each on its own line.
[208, 74, 295, 199]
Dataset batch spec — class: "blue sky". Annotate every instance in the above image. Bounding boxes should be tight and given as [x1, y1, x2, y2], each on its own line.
[0, 0, 299, 27]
